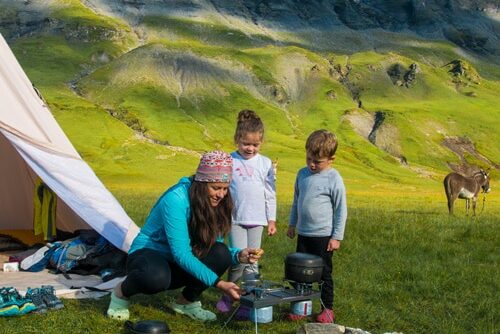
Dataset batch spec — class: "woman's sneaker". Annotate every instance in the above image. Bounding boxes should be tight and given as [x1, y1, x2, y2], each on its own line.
[6, 288, 36, 315]
[216, 295, 233, 313]
[0, 287, 36, 316]
[0, 287, 20, 317]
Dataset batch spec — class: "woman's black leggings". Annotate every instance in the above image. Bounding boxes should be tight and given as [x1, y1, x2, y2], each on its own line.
[121, 242, 232, 302]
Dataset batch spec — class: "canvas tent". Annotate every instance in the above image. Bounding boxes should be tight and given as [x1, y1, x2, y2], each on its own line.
[0, 33, 139, 252]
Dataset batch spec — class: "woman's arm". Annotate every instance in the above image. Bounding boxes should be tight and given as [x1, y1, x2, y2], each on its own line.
[161, 190, 219, 286]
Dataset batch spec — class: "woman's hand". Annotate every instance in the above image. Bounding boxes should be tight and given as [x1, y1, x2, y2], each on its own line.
[216, 280, 242, 300]
[238, 248, 264, 264]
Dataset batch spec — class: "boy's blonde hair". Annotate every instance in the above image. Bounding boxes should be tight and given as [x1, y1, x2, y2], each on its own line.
[305, 129, 338, 159]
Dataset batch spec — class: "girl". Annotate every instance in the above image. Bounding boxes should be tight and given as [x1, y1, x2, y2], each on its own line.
[216, 110, 277, 319]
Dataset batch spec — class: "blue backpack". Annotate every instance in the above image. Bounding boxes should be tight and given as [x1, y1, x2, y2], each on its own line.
[49, 231, 108, 274]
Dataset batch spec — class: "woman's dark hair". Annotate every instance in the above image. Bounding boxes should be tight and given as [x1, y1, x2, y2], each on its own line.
[234, 109, 264, 144]
[188, 178, 233, 257]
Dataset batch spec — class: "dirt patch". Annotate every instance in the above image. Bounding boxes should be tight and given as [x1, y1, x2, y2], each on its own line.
[343, 110, 373, 140]
[442, 136, 498, 174]
[344, 110, 403, 159]
[373, 122, 402, 158]
[275, 52, 315, 102]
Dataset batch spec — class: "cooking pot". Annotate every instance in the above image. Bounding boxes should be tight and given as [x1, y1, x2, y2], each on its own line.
[125, 320, 170, 334]
[284, 252, 323, 283]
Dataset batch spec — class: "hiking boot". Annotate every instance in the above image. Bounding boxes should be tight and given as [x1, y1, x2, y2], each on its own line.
[40, 285, 64, 310]
[215, 295, 233, 313]
[5, 288, 36, 315]
[170, 301, 216, 322]
[316, 308, 335, 323]
[0, 287, 20, 317]
[25, 287, 47, 314]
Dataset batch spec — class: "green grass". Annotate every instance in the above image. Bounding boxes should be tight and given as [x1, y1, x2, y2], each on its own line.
[1, 191, 498, 334]
[1, 4, 499, 333]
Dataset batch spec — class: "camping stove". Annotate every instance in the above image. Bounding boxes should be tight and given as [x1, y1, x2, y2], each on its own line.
[284, 280, 317, 295]
[239, 278, 321, 309]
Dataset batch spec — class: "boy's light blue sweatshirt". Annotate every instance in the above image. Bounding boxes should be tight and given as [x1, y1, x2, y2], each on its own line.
[289, 167, 347, 240]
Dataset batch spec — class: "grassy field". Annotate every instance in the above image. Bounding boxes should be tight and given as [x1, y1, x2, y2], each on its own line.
[1, 188, 498, 334]
[1, 2, 498, 333]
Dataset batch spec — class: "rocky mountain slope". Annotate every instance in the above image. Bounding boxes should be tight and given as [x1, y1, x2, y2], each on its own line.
[0, 0, 498, 188]
[2, 0, 499, 60]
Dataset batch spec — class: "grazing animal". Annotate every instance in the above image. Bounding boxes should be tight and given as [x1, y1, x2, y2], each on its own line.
[443, 169, 491, 215]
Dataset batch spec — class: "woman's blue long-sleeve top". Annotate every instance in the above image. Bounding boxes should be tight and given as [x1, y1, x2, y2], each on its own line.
[129, 177, 241, 287]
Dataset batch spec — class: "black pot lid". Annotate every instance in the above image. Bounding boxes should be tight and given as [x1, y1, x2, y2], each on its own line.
[285, 252, 323, 266]
[126, 320, 170, 334]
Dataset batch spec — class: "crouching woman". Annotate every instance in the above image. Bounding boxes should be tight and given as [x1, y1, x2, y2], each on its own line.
[107, 151, 262, 321]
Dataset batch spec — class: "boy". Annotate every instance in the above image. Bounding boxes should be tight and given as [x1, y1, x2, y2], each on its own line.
[287, 129, 347, 323]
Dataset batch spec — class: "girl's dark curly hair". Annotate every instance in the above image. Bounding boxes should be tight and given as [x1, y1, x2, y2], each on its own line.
[234, 109, 264, 144]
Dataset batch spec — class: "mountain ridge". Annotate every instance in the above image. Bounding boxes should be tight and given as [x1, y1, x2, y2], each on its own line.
[0, 0, 498, 191]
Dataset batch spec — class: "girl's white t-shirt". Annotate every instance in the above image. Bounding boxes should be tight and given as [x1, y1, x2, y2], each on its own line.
[230, 152, 277, 226]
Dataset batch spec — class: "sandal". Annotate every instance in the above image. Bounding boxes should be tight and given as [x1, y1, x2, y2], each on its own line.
[107, 291, 130, 321]
[216, 295, 233, 313]
[170, 301, 216, 321]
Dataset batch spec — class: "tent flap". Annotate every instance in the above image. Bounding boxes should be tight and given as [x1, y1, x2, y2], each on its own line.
[0, 33, 139, 252]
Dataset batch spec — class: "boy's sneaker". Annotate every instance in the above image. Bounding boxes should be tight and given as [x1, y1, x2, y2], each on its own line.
[287, 313, 307, 321]
[40, 285, 64, 310]
[25, 287, 47, 314]
[216, 295, 233, 313]
[0, 287, 20, 317]
[316, 308, 335, 323]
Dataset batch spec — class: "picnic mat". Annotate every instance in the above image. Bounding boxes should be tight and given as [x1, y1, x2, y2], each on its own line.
[1, 250, 125, 299]
[0, 268, 125, 299]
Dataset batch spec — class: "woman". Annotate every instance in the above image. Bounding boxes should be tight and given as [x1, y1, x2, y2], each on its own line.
[107, 151, 263, 321]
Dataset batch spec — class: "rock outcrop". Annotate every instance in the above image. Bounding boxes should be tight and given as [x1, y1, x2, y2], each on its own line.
[387, 63, 420, 87]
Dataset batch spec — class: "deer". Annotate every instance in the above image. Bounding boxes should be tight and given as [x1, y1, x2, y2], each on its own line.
[443, 169, 491, 215]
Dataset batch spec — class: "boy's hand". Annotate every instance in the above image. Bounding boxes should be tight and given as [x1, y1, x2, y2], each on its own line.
[287, 226, 296, 239]
[267, 220, 277, 236]
[327, 239, 340, 252]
